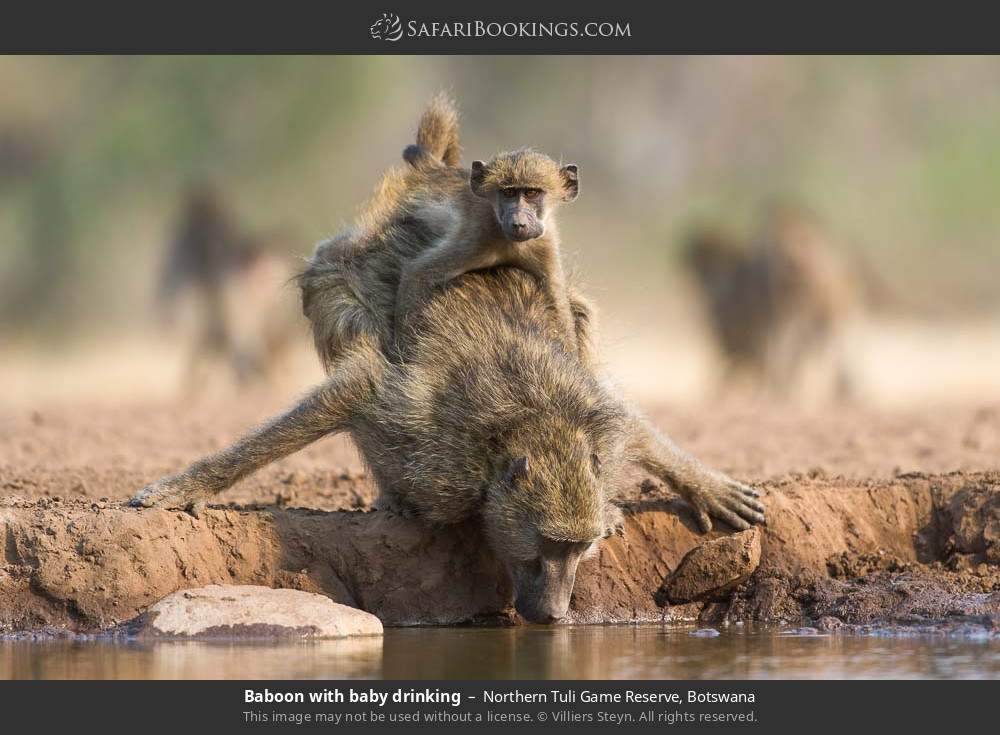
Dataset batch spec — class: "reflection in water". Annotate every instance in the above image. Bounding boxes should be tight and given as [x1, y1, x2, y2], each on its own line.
[2, 626, 998, 680]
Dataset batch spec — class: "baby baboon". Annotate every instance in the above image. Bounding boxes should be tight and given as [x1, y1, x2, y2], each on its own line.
[157, 184, 300, 389]
[684, 205, 859, 398]
[300, 93, 594, 369]
[394, 95, 581, 351]
[133, 97, 764, 623]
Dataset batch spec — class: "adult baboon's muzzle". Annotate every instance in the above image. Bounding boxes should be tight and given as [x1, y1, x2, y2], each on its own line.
[511, 555, 580, 623]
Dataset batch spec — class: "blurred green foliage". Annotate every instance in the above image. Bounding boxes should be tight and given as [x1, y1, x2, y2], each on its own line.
[1, 56, 999, 339]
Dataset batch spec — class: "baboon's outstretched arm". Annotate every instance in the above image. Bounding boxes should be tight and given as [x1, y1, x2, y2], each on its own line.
[626, 414, 765, 533]
[395, 234, 500, 336]
[130, 343, 383, 513]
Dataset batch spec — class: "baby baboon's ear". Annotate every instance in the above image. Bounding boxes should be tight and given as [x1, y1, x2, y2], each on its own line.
[504, 456, 530, 484]
[470, 160, 489, 198]
[559, 164, 579, 202]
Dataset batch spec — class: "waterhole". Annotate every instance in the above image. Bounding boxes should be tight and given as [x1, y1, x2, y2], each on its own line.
[2, 625, 997, 679]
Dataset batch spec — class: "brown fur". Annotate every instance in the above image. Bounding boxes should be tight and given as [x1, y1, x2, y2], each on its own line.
[403, 91, 461, 168]
[133, 98, 764, 622]
[397, 97, 580, 358]
[478, 149, 569, 194]
[301, 96, 585, 367]
[158, 185, 301, 390]
[394, 145, 581, 356]
[684, 205, 860, 399]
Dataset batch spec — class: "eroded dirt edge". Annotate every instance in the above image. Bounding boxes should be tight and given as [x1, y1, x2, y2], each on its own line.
[1, 471, 998, 633]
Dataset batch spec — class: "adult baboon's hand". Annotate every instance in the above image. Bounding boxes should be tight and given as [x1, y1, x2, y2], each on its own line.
[683, 472, 765, 533]
[128, 475, 209, 517]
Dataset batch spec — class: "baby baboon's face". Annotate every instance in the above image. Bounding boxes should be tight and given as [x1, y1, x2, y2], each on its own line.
[493, 185, 547, 242]
[470, 151, 579, 243]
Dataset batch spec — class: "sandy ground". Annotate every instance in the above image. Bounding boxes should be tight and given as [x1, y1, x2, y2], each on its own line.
[1, 390, 998, 633]
[1, 316, 999, 633]
[3, 394, 999, 510]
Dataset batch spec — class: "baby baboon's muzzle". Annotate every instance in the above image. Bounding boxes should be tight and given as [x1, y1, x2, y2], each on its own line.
[503, 210, 544, 242]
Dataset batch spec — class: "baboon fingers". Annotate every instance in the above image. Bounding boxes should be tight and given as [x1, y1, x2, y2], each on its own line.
[718, 491, 766, 523]
[128, 478, 206, 511]
[188, 500, 208, 519]
[710, 504, 752, 531]
[741, 508, 767, 525]
[126, 493, 152, 509]
[691, 503, 713, 534]
[128, 483, 169, 508]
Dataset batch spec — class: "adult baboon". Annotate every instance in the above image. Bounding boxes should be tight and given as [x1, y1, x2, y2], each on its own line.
[684, 204, 859, 398]
[157, 184, 300, 390]
[133, 99, 764, 623]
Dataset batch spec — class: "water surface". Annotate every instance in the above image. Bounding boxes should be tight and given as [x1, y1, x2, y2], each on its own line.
[3, 625, 998, 680]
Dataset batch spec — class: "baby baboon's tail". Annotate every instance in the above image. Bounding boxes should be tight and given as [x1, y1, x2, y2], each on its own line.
[402, 92, 461, 168]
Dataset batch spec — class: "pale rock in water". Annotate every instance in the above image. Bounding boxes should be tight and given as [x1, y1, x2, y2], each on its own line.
[129, 585, 384, 639]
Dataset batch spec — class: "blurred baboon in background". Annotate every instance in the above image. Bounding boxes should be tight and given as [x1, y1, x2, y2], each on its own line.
[157, 184, 302, 392]
[0, 126, 45, 186]
[684, 203, 863, 400]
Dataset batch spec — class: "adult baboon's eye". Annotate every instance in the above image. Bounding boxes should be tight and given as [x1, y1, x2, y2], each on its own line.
[524, 189, 541, 200]
[502, 188, 518, 199]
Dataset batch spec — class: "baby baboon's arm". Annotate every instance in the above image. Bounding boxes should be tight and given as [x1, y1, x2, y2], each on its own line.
[511, 245, 579, 353]
[626, 414, 764, 533]
[396, 237, 580, 359]
[395, 235, 501, 336]
[130, 345, 382, 513]
[567, 287, 598, 369]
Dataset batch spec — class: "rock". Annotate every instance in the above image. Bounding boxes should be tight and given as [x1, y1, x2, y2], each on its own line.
[689, 628, 720, 637]
[658, 527, 762, 605]
[815, 615, 845, 632]
[945, 484, 1000, 564]
[127, 585, 383, 639]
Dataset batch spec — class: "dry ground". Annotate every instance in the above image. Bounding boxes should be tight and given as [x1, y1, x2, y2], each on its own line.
[3, 394, 999, 511]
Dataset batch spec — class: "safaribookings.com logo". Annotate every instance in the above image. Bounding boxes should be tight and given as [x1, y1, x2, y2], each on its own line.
[370, 13, 404, 41]
[369, 14, 631, 42]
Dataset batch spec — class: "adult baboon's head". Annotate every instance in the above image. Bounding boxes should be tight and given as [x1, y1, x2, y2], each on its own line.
[480, 415, 624, 623]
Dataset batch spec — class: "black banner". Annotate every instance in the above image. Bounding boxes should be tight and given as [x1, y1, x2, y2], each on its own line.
[1, 680, 994, 732]
[1, 1, 1000, 53]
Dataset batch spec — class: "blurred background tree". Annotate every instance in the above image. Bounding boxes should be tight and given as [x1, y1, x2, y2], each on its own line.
[1, 56, 998, 403]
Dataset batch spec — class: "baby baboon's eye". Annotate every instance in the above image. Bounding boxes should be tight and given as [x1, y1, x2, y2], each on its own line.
[524, 189, 542, 200]
[591, 453, 602, 475]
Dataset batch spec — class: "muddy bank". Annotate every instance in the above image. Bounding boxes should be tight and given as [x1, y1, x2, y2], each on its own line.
[2, 471, 998, 633]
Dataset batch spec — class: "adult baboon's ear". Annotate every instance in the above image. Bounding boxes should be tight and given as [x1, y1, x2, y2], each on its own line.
[504, 456, 530, 484]
[559, 164, 579, 202]
[590, 453, 602, 476]
[470, 160, 489, 198]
